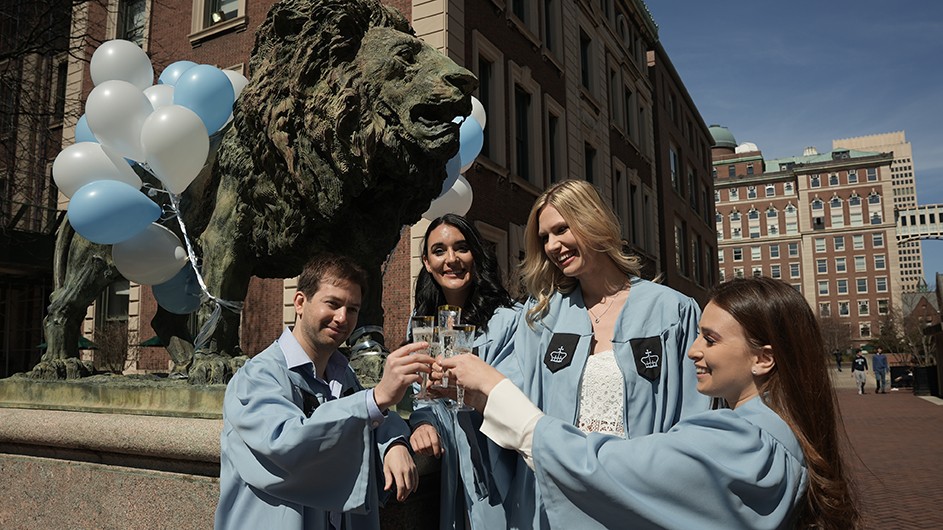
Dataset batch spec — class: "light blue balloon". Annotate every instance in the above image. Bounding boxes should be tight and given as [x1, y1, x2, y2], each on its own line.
[458, 116, 484, 170]
[68, 180, 160, 244]
[158, 60, 197, 86]
[173, 64, 235, 134]
[75, 114, 97, 144]
[438, 154, 461, 197]
[153, 265, 202, 314]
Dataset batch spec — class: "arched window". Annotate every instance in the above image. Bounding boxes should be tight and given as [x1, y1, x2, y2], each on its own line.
[849, 194, 861, 206]
[868, 192, 881, 204]
[748, 208, 759, 220]
[830, 197, 842, 208]
[730, 210, 741, 221]
[766, 207, 778, 218]
[810, 175, 821, 188]
[811, 198, 824, 210]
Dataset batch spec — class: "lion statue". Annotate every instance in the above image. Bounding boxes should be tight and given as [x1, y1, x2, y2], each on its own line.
[35, 0, 476, 383]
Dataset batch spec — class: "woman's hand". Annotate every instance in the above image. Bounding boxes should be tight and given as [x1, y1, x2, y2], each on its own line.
[436, 354, 507, 396]
[409, 424, 443, 458]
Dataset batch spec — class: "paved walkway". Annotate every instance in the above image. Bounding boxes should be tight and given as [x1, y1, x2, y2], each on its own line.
[831, 367, 943, 528]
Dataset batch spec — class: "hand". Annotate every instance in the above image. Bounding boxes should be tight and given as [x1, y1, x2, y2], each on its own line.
[436, 354, 506, 396]
[409, 424, 442, 458]
[374, 343, 434, 411]
[383, 443, 418, 502]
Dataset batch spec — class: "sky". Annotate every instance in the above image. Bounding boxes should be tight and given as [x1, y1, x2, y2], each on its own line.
[646, 1, 943, 289]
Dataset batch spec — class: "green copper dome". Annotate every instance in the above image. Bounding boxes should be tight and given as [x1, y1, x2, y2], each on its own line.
[709, 125, 737, 149]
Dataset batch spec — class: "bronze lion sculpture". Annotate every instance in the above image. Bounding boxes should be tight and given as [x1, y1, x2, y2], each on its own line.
[36, 0, 476, 383]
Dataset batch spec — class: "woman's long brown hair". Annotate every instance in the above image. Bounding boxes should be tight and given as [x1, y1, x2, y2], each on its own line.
[710, 277, 859, 529]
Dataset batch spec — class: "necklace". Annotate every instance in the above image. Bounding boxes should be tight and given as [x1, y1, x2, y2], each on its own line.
[588, 296, 615, 324]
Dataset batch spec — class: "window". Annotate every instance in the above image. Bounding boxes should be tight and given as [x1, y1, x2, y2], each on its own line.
[718, 249, 724, 263]
[853, 235, 865, 250]
[546, 111, 561, 182]
[513, 84, 533, 183]
[784, 182, 794, 194]
[752, 266, 762, 277]
[839, 302, 850, 316]
[542, 0, 562, 56]
[789, 263, 800, 278]
[856, 278, 868, 294]
[765, 184, 775, 197]
[728, 165, 736, 178]
[874, 254, 886, 270]
[815, 238, 826, 252]
[747, 163, 755, 176]
[190, 0, 246, 43]
[867, 168, 877, 181]
[97, 279, 130, 323]
[854, 256, 866, 272]
[771, 265, 781, 279]
[584, 143, 596, 184]
[858, 301, 870, 317]
[870, 212, 882, 225]
[834, 236, 845, 251]
[872, 233, 884, 247]
[837, 280, 848, 294]
[817, 259, 828, 274]
[836, 258, 847, 273]
[810, 174, 821, 188]
[733, 247, 743, 261]
[669, 146, 680, 193]
[732, 228, 742, 240]
[811, 198, 824, 211]
[860, 323, 871, 338]
[729, 188, 739, 200]
[511, 0, 539, 35]
[788, 243, 799, 257]
[829, 173, 839, 186]
[769, 244, 780, 258]
[876, 277, 888, 292]
[819, 303, 830, 317]
[818, 281, 829, 295]
[118, 0, 147, 45]
[747, 186, 757, 199]
[848, 169, 858, 183]
[675, 222, 689, 276]
[751, 246, 761, 260]
[878, 299, 889, 315]
[579, 29, 593, 91]
[849, 194, 861, 207]
[730, 210, 741, 222]
[714, 190, 721, 203]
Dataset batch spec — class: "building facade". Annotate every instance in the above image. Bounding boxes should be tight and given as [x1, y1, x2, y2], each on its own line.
[833, 132, 925, 292]
[15, 0, 712, 373]
[712, 126, 902, 349]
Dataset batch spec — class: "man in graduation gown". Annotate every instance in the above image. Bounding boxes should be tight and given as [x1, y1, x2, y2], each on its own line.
[215, 254, 433, 529]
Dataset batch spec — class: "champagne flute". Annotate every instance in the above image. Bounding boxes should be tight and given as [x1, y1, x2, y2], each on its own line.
[447, 324, 476, 411]
[409, 316, 435, 403]
[437, 304, 462, 330]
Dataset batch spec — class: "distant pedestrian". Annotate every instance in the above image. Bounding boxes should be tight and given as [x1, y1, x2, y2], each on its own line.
[872, 347, 889, 394]
[851, 349, 868, 395]
[833, 348, 843, 372]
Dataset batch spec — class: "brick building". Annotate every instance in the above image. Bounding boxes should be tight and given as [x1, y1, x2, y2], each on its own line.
[20, 0, 713, 373]
[711, 125, 902, 349]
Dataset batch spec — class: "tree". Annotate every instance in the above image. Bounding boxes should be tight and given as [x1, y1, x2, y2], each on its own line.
[872, 308, 937, 367]
[818, 315, 854, 356]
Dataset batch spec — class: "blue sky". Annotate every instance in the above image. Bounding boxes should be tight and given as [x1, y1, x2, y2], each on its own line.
[646, 1, 942, 289]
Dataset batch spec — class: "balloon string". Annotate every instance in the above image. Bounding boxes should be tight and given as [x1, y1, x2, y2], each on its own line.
[140, 162, 243, 351]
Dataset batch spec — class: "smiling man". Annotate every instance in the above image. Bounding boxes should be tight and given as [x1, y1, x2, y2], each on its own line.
[215, 253, 434, 530]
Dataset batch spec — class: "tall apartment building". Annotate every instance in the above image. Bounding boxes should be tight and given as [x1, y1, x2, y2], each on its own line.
[711, 126, 901, 349]
[833, 132, 924, 292]
[24, 0, 711, 373]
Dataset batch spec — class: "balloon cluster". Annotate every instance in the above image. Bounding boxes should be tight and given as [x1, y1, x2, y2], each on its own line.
[421, 97, 486, 220]
[53, 40, 249, 315]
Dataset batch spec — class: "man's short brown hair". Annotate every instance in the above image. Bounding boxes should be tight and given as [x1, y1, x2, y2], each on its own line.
[297, 253, 368, 299]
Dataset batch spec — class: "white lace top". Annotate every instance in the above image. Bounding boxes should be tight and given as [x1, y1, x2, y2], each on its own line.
[576, 350, 626, 437]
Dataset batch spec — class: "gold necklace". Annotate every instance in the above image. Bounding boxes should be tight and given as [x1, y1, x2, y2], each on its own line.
[588, 296, 615, 324]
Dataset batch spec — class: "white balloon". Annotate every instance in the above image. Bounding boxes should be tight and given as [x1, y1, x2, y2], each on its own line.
[85, 80, 153, 161]
[422, 174, 473, 220]
[144, 84, 175, 110]
[112, 223, 189, 285]
[90, 39, 154, 90]
[470, 96, 486, 130]
[223, 70, 249, 99]
[52, 142, 141, 198]
[141, 105, 209, 194]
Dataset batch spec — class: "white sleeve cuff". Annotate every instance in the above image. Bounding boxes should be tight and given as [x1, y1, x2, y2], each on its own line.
[480, 378, 544, 470]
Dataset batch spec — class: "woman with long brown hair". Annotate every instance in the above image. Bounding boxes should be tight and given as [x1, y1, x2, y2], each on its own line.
[438, 276, 859, 529]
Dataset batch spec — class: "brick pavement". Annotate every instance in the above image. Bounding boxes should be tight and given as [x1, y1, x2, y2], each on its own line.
[831, 367, 943, 528]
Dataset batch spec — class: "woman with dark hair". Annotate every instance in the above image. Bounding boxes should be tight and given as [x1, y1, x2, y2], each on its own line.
[407, 213, 518, 530]
[439, 276, 859, 529]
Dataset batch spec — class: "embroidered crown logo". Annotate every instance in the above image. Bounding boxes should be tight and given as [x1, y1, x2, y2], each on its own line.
[550, 346, 568, 364]
[641, 349, 659, 369]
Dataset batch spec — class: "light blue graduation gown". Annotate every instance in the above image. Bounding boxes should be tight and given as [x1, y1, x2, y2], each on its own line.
[409, 305, 520, 530]
[532, 396, 808, 529]
[215, 339, 409, 530]
[493, 277, 711, 528]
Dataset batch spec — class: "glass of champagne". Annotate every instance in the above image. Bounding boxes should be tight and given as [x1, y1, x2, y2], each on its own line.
[437, 304, 462, 330]
[447, 324, 476, 411]
[409, 316, 435, 403]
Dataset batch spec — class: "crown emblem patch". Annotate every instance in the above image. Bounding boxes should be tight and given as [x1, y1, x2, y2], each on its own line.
[631, 336, 663, 382]
[549, 346, 568, 364]
[544, 333, 580, 373]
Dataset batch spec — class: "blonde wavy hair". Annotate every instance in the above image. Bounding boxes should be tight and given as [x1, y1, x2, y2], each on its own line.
[521, 180, 641, 325]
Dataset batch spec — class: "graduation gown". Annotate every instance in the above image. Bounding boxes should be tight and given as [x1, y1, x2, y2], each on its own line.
[492, 277, 711, 528]
[215, 339, 409, 530]
[408, 305, 520, 530]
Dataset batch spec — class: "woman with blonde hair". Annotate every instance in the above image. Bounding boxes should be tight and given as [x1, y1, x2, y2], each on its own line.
[439, 276, 859, 529]
[481, 180, 708, 528]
